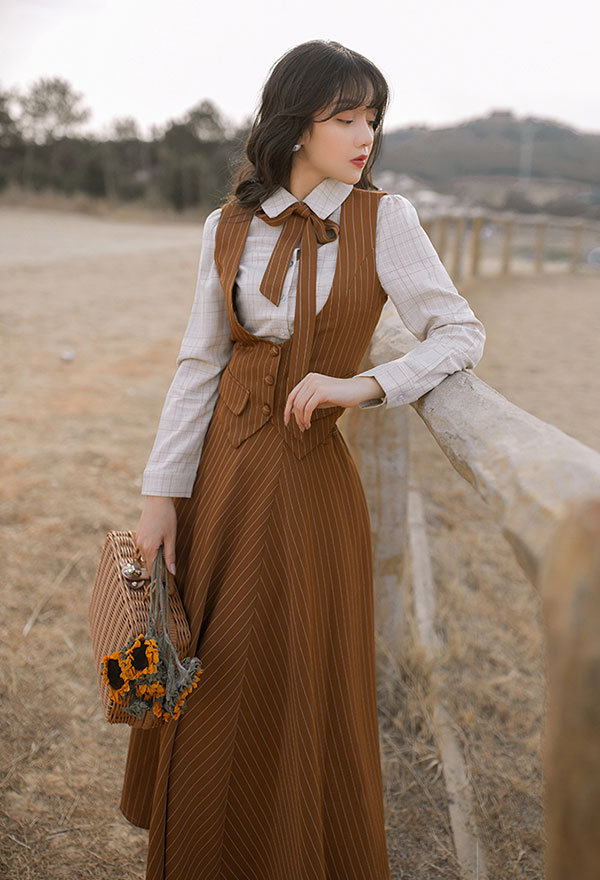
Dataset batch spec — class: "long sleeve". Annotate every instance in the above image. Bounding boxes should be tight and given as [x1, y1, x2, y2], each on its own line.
[354, 193, 486, 408]
[141, 207, 233, 497]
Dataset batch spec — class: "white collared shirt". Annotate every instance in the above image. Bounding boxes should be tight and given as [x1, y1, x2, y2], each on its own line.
[141, 177, 486, 497]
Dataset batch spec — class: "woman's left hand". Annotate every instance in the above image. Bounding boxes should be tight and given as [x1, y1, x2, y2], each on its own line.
[284, 373, 383, 430]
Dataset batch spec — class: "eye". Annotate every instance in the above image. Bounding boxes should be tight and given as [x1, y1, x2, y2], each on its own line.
[337, 118, 378, 128]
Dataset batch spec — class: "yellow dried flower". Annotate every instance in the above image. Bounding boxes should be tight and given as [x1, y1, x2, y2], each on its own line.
[170, 668, 205, 718]
[101, 650, 131, 702]
[123, 635, 159, 680]
[136, 681, 166, 699]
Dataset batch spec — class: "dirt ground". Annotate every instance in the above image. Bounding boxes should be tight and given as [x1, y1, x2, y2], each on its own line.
[393, 268, 600, 879]
[1, 203, 599, 880]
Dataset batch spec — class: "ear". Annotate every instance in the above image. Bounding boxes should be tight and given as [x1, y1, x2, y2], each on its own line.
[297, 118, 315, 147]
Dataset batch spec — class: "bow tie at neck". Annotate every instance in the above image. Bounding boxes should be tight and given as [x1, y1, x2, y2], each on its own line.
[252, 199, 341, 410]
[254, 201, 340, 307]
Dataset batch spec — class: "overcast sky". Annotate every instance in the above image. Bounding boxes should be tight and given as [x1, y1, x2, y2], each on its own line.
[2, 0, 599, 138]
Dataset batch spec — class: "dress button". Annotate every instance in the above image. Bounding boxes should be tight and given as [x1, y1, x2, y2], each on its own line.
[270, 345, 279, 356]
[264, 374, 274, 385]
[262, 403, 271, 416]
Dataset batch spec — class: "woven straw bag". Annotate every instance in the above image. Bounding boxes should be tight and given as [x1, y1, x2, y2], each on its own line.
[88, 530, 192, 729]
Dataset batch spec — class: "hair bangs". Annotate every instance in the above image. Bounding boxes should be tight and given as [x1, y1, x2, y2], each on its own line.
[319, 68, 389, 129]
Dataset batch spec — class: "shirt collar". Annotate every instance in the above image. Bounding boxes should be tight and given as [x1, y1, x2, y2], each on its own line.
[260, 177, 354, 220]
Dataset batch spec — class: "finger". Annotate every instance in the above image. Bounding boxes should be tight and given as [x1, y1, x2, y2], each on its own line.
[287, 386, 307, 429]
[294, 388, 319, 429]
[293, 399, 306, 431]
[285, 384, 303, 427]
[302, 392, 320, 428]
[145, 546, 159, 572]
[135, 542, 149, 566]
[284, 385, 301, 425]
[293, 396, 308, 429]
[163, 534, 177, 576]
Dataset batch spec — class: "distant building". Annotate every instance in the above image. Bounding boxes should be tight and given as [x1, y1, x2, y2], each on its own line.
[373, 170, 458, 214]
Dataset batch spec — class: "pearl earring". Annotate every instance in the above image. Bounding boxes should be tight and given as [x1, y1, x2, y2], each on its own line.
[292, 144, 301, 152]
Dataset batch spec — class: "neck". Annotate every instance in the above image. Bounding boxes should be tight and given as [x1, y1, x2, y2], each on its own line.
[288, 163, 326, 202]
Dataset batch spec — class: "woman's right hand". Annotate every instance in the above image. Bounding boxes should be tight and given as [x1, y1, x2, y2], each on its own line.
[134, 496, 177, 576]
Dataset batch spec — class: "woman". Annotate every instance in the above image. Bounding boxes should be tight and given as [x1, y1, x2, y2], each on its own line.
[123, 39, 486, 880]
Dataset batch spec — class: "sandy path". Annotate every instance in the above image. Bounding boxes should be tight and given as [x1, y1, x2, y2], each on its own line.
[0, 207, 207, 880]
[463, 272, 600, 453]
[1, 205, 598, 879]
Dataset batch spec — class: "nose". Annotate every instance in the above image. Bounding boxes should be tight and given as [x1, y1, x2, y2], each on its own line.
[357, 118, 375, 150]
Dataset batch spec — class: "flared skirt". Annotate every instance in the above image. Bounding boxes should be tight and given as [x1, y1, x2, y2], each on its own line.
[120, 407, 391, 880]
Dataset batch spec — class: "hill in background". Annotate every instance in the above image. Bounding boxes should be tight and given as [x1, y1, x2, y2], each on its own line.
[377, 110, 600, 216]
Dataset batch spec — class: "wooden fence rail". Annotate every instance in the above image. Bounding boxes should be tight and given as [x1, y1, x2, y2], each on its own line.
[419, 209, 600, 281]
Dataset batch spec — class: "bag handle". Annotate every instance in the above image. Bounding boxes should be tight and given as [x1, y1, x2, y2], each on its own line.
[146, 545, 193, 694]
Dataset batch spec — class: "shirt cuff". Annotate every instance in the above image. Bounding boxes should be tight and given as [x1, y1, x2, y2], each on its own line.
[141, 469, 195, 498]
[353, 366, 395, 409]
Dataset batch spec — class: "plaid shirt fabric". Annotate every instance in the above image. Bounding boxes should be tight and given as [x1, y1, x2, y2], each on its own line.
[141, 178, 486, 497]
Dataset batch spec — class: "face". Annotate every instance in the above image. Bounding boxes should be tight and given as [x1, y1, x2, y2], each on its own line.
[294, 101, 377, 187]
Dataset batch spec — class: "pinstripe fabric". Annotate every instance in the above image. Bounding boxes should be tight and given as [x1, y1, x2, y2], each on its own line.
[119, 187, 392, 879]
[140, 179, 486, 497]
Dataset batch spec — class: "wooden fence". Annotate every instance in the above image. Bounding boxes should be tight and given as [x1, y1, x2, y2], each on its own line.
[340, 301, 600, 880]
[419, 210, 600, 281]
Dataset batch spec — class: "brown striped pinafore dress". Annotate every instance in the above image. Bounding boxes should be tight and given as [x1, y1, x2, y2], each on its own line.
[119, 185, 393, 880]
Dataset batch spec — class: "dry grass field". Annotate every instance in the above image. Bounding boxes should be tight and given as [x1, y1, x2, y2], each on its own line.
[1, 201, 598, 879]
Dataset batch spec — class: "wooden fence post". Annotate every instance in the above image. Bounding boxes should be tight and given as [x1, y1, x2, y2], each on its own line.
[437, 216, 449, 263]
[469, 215, 483, 278]
[451, 215, 466, 281]
[340, 400, 409, 685]
[540, 498, 600, 880]
[501, 216, 514, 275]
[535, 220, 546, 273]
[571, 222, 585, 273]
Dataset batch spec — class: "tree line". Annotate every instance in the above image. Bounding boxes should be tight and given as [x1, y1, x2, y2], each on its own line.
[1, 77, 599, 217]
[0, 77, 250, 212]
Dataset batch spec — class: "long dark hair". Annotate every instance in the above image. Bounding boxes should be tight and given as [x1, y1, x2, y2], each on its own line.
[226, 40, 390, 210]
